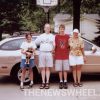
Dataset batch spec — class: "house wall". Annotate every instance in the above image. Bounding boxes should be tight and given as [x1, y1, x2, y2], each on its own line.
[80, 19, 99, 40]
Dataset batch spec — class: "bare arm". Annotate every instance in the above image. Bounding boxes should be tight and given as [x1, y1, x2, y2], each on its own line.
[81, 48, 85, 56]
[21, 49, 27, 54]
[21, 49, 32, 55]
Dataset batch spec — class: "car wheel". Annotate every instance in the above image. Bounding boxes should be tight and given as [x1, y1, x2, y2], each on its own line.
[11, 63, 40, 84]
[17, 67, 30, 84]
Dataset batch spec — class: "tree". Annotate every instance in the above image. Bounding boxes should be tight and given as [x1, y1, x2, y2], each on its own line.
[19, 3, 46, 32]
[0, 0, 22, 40]
[81, 0, 100, 14]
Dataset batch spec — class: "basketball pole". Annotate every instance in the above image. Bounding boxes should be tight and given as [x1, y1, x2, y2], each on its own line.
[42, 6, 50, 23]
[47, 9, 50, 23]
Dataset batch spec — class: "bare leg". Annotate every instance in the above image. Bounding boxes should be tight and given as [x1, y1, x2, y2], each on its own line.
[29, 68, 33, 84]
[20, 68, 26, 87]
[77, 65, 82, 83]
[21, 68, 26, 82]
[46, 67, 50, 83]
[41, 68, 46, 83]
[59, 71, 63, 82]
[26, 57, 28, 64]
[72, 66, 77, 83]
[63, 71, 67, 82]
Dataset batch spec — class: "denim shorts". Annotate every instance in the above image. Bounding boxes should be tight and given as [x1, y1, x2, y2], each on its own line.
[20, 59, 35, 68]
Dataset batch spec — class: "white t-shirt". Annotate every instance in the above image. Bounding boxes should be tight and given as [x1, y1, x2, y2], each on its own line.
[20, 41, 36, 59]
[35, 33, 55, 52]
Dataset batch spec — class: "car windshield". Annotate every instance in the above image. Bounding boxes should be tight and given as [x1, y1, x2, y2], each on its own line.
[84, 40, 93, 51]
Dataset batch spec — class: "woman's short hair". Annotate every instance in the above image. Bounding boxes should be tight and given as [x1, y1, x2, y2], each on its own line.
[59, 24, 65, 29]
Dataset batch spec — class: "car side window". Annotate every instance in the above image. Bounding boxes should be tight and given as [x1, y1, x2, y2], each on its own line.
[84, 40, 93, 51]
[0, 38, 25, 50]
[32, 36, 40, 49]
[32, 37, 37, 41]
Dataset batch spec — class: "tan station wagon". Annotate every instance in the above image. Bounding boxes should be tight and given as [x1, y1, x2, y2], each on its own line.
[0, 35, 100, 83]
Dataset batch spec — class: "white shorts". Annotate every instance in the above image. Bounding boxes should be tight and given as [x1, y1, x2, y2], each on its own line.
[69, 55, 84, 66]
[39, 52, 53, 68]
[55, 60, 70, 71]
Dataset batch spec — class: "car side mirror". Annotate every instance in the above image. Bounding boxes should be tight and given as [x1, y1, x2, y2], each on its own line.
[92, 46, 97, 53]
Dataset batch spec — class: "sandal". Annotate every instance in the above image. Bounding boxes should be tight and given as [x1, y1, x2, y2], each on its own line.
[78, 83, 83, 87]
[40, 83, 45, 89]
[59, 82, 63, 89]
[73, 83, 78, 87]
[45, 83, 50, 89]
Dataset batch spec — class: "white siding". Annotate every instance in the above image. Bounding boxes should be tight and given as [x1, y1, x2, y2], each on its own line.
[80, 19, 99, 40]
[65, 22, 73, 35]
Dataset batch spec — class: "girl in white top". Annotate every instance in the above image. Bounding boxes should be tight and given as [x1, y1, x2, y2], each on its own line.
[20, 33, 36, 90]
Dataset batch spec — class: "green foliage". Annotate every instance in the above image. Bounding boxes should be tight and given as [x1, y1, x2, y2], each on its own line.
[59, 0, 73, 14]
[19, 4, 46, 32]
[0, 0, 22, 34]
[81, 0, 100, 14]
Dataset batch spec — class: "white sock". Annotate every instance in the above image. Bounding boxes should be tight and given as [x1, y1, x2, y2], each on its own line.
[30, 81, 33, 84]
[60, 80, 63, 83]
[64, 80, 67, 83]
[20, 82, 23, 86]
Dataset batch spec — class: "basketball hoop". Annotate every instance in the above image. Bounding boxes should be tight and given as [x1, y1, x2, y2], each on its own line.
[37, 0, 58, 7]
[36, 0, 58, 12]
[36, 0, 58, 23]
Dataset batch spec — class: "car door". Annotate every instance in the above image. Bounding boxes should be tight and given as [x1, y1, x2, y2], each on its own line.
[83, 40, 100, 73]
[0, 38, 24, 75]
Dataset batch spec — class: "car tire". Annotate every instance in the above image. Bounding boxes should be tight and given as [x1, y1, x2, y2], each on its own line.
[11, 63, 40, 84]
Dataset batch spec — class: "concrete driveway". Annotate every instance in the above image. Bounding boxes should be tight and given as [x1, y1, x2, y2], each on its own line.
[0, 75, 100, 100]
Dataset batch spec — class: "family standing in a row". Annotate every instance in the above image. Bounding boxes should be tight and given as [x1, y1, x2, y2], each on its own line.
[20, 23, 85, 90]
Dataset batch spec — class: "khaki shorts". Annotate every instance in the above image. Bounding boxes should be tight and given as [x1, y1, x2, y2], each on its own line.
[39, 52, 53, 68]
[55, 60, 70, 71]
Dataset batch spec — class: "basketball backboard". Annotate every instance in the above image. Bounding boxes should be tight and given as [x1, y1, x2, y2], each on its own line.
[36, 0, 58, 7]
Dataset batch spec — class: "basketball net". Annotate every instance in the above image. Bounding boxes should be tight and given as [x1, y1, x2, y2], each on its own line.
[42, 6, 51, 13]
